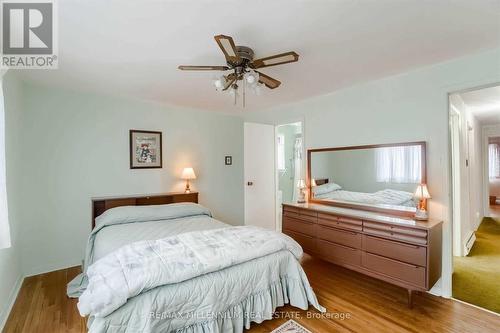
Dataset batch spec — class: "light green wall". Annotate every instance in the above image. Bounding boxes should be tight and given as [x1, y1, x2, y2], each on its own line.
[0, 72, 23, 329]
[244, 47, 500, 297]
[6, 79, 244, 276]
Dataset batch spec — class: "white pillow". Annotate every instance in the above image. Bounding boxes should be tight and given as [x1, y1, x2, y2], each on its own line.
[312, 182, 342, 196]
[95, 202, 212, 228]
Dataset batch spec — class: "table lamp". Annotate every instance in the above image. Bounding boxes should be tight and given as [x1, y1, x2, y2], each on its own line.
[181, 167, 196, 193]
[414, 184, 431, 220]
[297, 179, 306, 203]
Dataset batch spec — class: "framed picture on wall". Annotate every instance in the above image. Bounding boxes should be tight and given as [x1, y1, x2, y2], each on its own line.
[129, 130, 163, 169]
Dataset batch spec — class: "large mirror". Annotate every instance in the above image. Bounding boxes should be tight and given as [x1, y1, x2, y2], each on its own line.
[308, 142, 426, 216]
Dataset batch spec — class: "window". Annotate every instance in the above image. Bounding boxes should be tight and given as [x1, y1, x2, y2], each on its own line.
[376, 145, 422, 183]
[489, 143, 500, 179]
[0, 76, 11, 249]
[277, 134, 285, 171]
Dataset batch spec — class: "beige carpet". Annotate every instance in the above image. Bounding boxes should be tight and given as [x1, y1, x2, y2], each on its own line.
[453, 217, 500, 313]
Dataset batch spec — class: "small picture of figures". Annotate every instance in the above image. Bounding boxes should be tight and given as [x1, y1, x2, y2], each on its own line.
[130, 130, 162, 169]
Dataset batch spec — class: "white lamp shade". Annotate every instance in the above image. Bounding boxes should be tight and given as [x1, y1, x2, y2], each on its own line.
[311, 179, 317, 187]
[414, 184, 431, 199]
[181, 167, 196, 180]
[297, 179, 306, 189]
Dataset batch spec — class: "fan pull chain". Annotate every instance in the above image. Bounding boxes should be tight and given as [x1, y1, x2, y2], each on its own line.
[243, 77, 246, 108]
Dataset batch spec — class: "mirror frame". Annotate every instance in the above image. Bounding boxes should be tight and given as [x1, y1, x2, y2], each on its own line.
[307, 141, 427, 218]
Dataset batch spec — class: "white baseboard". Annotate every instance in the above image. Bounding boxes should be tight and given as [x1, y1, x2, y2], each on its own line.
[452, 297, 500, 317]
[464, 231, 476, 256]
[0, 275, 24, 331]
[25, 259, 82, 277]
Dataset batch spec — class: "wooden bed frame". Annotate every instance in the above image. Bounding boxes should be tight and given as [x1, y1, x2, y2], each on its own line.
[91, 192, 198, 229]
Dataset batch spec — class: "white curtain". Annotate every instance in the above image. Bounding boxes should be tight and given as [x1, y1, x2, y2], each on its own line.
[0, 74, 11, 249]
[376, 145, 422, 183]
[292, 137, 303, 202]
[489, 143, 500, 179]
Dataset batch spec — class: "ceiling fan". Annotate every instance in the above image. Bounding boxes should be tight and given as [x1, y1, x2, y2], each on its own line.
[178, 34, 299, 106]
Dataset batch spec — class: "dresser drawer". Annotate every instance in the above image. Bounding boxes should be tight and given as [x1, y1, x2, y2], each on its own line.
[318, 213, 362, 232]
[283, 216, 315, 237]
[283, 229, 316, 254]
[362, 252, 426, 288]
[283, 206, 317, 222]
[317, 225, 362, 249]
[363, 221, 428, 245]
[317, 239, 361, 266]
[298, 210, 318, 222]
[363, 235, 426, 266]
[283, 205, 300, 214]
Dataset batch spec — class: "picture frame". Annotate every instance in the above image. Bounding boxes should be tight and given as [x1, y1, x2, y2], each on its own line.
[225, 155, 232, 165]
[129, 130, 163, 169]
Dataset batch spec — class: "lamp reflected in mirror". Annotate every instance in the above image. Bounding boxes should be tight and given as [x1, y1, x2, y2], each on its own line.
[414, 184, 431, 220]
[297, 179, 306, 203]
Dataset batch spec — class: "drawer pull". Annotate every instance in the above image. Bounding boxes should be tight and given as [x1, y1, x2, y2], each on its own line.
[365, 235, 422, 249]
[321, 225, 357, 236]
[320, 240, 357, 251]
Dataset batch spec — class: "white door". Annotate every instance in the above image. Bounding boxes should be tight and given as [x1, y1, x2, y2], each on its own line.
[244, 122, 276, 229]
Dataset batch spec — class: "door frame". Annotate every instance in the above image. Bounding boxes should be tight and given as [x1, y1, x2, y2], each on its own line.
[447, 81, 500, 302]
[449, 105, 463, 257]
[275, 119, 305, 232]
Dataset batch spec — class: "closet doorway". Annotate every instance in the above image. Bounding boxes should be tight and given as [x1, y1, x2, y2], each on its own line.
[275, 122, 304, 231]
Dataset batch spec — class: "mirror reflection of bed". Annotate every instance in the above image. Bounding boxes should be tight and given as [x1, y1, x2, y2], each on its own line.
[309, 142, 426, 213]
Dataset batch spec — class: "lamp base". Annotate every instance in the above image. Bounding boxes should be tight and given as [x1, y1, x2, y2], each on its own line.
[414, 209, 428, 221]
[297, 189, 306, 204]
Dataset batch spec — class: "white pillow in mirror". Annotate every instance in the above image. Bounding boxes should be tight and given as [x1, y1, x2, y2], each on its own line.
[312, 182, 342, 196]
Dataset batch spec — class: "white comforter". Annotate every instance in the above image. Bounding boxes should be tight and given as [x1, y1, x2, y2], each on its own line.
[316, 188, 416, 207]
[78, 226, 305, 318]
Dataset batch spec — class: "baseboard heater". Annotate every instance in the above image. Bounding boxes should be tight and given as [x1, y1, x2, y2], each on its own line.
[464, 231, 476, 256]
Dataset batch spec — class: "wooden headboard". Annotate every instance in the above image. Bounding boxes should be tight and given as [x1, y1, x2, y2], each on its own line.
[315, 178, 329, 186]
[91, 192, 198, 229]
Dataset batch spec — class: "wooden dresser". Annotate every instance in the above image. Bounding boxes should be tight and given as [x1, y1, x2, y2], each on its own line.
[282, 202, 442, 307]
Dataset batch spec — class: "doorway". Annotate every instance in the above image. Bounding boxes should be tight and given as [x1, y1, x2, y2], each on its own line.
[275, 122, 303, 231]
[449, 84, 500, 314]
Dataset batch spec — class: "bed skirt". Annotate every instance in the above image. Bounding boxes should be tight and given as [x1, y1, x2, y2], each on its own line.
[88, 275, 325, 333]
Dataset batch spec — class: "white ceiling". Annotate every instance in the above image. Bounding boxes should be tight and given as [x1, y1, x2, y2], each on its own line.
[461, 85, 500, 125]
[17, 0, 500, 113]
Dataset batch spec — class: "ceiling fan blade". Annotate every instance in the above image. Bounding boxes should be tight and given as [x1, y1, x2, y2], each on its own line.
[178, 65, 229, 71]
[214, 35, 241, 63]
[250, 51, 299, 69]
[256, 71, 281, 89]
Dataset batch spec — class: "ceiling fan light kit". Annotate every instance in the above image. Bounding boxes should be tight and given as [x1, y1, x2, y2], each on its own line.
[179, 34, 299, 107]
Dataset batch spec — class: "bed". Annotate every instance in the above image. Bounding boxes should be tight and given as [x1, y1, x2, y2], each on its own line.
[313, 179, 417, 207]
[68, 193, 324, 333]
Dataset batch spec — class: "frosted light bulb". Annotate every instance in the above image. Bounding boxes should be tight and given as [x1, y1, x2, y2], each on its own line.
[213, 76, 226, 90]
[214, 79, 223, 89]
[253, 83, 262, 96]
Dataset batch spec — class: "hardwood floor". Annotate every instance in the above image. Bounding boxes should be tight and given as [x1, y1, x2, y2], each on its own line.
[3, 266, 86, 333]
[4, 255, 499, 332]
